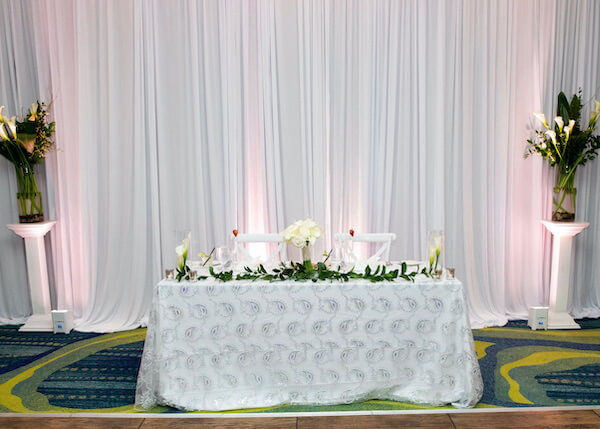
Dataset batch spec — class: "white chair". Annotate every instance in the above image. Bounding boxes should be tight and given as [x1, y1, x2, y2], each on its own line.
[232, 233, 288, 264]
[334, 232, 396, 263]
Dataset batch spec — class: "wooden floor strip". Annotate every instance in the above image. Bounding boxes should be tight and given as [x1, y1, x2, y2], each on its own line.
[3, 410, 600, 428]
[450, 410, 600, 428]
[297, 414, 455, 428]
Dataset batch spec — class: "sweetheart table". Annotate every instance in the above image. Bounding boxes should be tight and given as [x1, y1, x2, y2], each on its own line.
[135, 275, 483, 411]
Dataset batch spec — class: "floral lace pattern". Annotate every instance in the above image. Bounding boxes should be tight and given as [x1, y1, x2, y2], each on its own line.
[135, 277, 483, 411]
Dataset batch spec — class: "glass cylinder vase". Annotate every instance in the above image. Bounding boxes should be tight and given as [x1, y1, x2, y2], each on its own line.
[426, 230, 444, 279]
[301, 245, 313, 270]
[552, 165, 576, 222]
[15, 166, 44, 223]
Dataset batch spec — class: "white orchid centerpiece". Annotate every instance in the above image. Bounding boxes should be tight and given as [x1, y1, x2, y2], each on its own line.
[175, 233, 191, 281]
[282, 218, 322, 269]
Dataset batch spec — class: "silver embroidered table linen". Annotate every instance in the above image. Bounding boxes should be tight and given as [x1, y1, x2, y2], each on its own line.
[135, 277, 483, 411]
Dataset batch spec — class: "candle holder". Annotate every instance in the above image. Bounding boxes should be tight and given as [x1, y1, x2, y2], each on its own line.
[165, 269, 175, 280]
[446, 267, 455, 279]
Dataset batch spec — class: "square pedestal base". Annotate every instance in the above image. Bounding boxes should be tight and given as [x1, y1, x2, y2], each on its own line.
[548, 311, 581, 330]
[19, 314, 54, 332]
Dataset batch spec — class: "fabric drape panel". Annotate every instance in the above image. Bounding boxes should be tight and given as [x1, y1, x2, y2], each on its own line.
[551, 0, 600, 319]
[0, 0, 40, 323]
[0, 0, 598, 330]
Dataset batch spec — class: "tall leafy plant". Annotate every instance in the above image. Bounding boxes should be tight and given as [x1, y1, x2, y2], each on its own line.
[526, 91, 600, 221]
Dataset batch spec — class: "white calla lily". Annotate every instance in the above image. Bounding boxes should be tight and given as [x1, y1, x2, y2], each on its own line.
[433, 234, 442, 256]
[429, 245, 436, 266]
[554, 116, 564, 130]
[175, 244, 185, 269]
[563, 119, 576, 141]
[0, 124, 9, 141]
[534, 112, 550, 129]
[5, 116, 17, 140]
[589, 100, 600, 128]
[545, 130, 557, 144]
[0, 105, 4, 122]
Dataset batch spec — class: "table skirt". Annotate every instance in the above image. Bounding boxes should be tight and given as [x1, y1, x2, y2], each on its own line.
[135, 277, 483, 411]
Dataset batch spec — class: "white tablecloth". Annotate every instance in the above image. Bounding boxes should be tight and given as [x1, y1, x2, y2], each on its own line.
[135, 277, 483, 411]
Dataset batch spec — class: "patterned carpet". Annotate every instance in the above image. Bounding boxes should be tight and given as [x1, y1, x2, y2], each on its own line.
[1, 320, 600, 413]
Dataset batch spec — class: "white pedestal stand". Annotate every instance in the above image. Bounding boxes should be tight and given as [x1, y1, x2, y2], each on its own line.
[541, 220, 589, 330]
[7, 221, 56, 332]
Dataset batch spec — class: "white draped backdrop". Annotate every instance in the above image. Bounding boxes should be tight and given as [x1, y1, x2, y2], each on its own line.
[0, 0, 598, 331]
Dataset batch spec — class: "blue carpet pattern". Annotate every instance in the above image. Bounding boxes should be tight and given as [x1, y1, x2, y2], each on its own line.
[1, 319, 600, 412]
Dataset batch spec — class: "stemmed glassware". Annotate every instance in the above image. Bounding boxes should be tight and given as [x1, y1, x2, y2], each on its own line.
[212, 246, 232, 272]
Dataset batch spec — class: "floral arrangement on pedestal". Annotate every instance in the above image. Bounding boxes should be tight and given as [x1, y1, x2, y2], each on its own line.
[0, 102, 55, 223]
[525, 91, 600, 221]
[282, 218, 322, 269]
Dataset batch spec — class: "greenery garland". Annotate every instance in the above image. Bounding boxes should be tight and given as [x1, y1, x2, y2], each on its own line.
[199, 261, 427, 283]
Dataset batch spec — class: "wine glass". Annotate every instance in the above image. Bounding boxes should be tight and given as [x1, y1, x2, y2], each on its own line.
[213, 246, 232, 272]
[330, 247, 346, 271]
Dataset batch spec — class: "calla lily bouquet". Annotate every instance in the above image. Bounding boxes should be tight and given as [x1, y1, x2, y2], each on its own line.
[175, 233, 191, 281]
[282, 218, 322, 269]
[0, 102, 55, 167]
[0, 102, 55, 222]
[525, 91, 600, 221]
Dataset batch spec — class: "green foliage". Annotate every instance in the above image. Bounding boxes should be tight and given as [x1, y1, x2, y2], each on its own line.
[525, 90, 600, 170]
[208, 261, 426, 283]
[0, 101, 55, 168]
[176, 264, 190, 281]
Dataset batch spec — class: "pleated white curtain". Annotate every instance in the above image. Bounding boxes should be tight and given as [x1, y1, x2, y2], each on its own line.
[552, 0, 600, 318]
[0, 0, 40, 323]
[0, 0, 598, 330]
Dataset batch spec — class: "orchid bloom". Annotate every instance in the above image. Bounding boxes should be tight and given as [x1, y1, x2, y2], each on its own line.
[554, 116, 564, 131]
[534, 112, 550, 129]
[28, 103, 38, 121]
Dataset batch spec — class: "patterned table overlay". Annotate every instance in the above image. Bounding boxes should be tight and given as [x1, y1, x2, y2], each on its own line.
[135, 277, 483, 410]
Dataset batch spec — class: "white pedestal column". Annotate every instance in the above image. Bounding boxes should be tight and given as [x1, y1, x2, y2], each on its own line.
[541, 220, 589, 330]
[7, 221, 56, 332]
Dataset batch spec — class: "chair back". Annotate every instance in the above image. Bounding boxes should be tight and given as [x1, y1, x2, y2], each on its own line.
[334, 232, 396, 263]
[232, 233, 288, 263]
